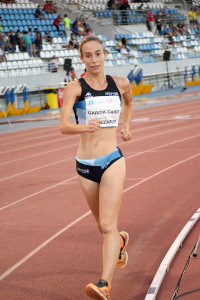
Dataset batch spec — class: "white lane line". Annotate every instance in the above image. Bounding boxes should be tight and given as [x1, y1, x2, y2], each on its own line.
[0, 119, 177, 166]
[1, 118, 200, 156]
[0, 145, 75, 167]
[0, 137, 76, 155]
[0, 126, 58, 141]
[1, 133, 199, 183]
[0, 152, 199, 281]
[0, 176, 77, 211]
[0, 157, 74, 182]
[0, 211, 91, 281]
[123, 152, 200, 194]
[145, 208, 200, 300]
[1, 133, 199, 207]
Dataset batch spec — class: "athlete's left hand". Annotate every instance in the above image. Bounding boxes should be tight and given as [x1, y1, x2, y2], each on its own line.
[120, 128, 132, 141]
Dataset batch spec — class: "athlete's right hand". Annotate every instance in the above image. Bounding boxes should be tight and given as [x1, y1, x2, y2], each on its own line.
[86, 119, 101, 132]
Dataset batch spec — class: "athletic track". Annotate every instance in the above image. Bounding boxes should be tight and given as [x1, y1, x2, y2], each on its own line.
[0, 96, 200, 300]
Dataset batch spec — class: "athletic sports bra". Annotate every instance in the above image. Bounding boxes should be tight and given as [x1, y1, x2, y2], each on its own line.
[73, 75, 122, 128]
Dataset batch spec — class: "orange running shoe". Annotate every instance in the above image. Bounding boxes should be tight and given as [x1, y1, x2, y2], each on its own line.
[85, 279, 111, 300]
[116, 231, 129, 269]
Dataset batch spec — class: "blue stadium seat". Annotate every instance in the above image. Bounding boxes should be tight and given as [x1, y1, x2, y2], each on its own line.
[15, 14, 20, 20]
[12, 20, 17, 26]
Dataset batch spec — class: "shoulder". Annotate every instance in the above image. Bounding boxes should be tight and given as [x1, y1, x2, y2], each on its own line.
[111, 75, 130, 94]
[63, 80, 82, 102]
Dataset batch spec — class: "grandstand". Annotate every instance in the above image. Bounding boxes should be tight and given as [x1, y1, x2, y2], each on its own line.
[0, 0, 200, 110]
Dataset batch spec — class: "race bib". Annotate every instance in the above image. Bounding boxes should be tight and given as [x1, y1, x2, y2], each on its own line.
[85, 96, 121, 127]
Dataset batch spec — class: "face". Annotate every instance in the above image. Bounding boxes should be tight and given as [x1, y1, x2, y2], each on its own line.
[80, 41, 106, 74]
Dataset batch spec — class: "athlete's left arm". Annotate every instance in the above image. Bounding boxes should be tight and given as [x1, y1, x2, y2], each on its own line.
[114, 76, 134, 141]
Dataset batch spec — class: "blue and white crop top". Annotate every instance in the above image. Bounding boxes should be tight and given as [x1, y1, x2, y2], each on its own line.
[73, 75, 122, 128]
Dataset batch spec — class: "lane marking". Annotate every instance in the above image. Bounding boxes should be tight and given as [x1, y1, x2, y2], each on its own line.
[0, 152, 200, 281]
[1, 116, 200, 156]
[0, 119, 183, 166]
[1, 133, 199, 206]
[0, 211, 91, 282]
[0, 177, 77, 211]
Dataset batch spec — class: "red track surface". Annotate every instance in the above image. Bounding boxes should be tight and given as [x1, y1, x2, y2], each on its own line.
[0, 98, 200, 300]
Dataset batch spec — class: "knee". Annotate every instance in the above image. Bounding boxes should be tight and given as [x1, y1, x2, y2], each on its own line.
[99, 220, 117, 235]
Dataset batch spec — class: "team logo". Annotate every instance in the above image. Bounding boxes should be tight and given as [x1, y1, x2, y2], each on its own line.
[85, 92, 92, 98]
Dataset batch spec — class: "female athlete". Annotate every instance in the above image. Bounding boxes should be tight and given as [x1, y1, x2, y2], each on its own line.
[60, 35, 133, 299]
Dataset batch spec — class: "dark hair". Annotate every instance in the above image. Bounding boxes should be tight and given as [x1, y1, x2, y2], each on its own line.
[79, 35, 104, 57]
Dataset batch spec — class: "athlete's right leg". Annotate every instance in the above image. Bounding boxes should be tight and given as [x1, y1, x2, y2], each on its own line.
[77, 174, 101, 231]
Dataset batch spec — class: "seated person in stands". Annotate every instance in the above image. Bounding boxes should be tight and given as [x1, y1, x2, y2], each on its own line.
[34, 28, 43, 57]
[43, 1, 54, 14]
[1, 33, 13, 53]
[43, 1, 53, 14]
[120, 44, 129, 55]
[48, 0, 58, 13]
[9, 30, 16, 52]
[66, 33, 79, 49]
[1, 0, 16, 3]
[107, 0, 118, 10]
[73, 20, 81, 36]
[116, 38, 122, 52]
[64, 67, 77, 83]
[0, 44, 6, 62]
[48, 55, 58, 72]
[0, 17, 2, 34]
[66, 40, 74, 49]
[85, 27, 93, 36]
[35, 5, 46, 20]
[44, 30, 53, 44]
[15, 30, 23, 51]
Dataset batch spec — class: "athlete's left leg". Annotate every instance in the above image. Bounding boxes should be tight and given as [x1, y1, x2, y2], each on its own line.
[99, 157, 126, 284]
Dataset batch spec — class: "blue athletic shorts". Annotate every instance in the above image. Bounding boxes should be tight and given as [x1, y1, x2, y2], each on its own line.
[76, 147, 123, 183]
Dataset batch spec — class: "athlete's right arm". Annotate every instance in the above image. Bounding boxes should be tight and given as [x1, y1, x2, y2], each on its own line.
[60, 81, 100, 134]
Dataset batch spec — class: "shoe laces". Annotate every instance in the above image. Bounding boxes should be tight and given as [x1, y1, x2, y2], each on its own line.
[96, 279, 109, 288]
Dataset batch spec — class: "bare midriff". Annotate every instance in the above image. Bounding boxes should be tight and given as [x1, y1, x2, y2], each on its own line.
[77, 127, 117, 159]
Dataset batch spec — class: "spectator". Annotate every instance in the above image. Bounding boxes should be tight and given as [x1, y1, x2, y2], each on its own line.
[80, 68, 86, 77]
[188, 8, 194, 27]
[116, 38, 122, 52]
[43, 1, 53, 14]
[0, 17, 2, 33]
[9, 30, 16, 52]
[121, 37, 127, 48]
[156, 21, 162, 36]
[49, 1, 58, 13]
[48, 55, 58, 72]
[34, 28, 43, 57]
[28, 28, 36, 56]
[63, 14, 71, 38]
[0, 44, 6, 62]
[120, 44, 129, 55]
[15, 30, 23, 51]
[44, 30, 53, 44]
[85, 27, 93, 36]
[107, 0, 118, 9]
[147, 10, 154, 32]
[64, 67, 77, 83]
[73, 20, 81, 36]
[23, 31, 32, 56]
[35, 5, 46, 20]
[3, 32, 14, 53]
[53, 14, 62, 33]
[66, 33, 79, 49]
